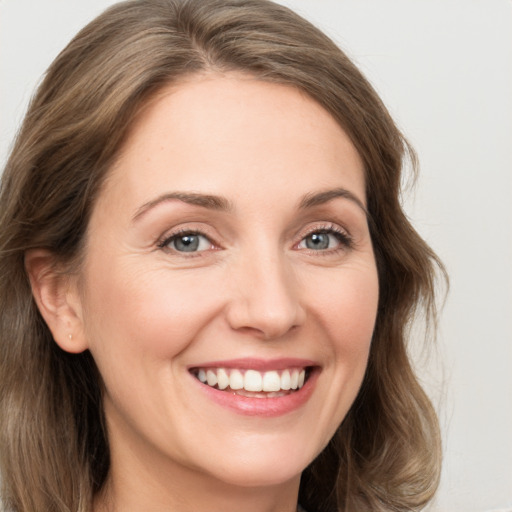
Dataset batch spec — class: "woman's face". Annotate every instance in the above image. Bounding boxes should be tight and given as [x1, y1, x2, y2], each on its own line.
[77, 74, 379, 492]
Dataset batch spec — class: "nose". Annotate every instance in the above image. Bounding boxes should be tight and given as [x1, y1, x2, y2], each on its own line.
[225, 249, 306, 340]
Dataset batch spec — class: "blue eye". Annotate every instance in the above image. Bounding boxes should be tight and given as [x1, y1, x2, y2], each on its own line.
[298, 229, 351, 251]
[304, 232, 330, 250]
[162, 232, 212, 253]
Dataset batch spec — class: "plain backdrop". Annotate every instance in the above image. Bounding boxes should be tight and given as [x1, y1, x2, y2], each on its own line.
[1, 1, 511, 511]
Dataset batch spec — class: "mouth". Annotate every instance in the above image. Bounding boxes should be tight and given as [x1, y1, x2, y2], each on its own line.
[190, 366, 313, 399]
[188, 358, 319, 416]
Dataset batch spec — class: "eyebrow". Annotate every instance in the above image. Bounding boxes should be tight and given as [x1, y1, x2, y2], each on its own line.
[299, 187, 367, 215]
[132, 191, 233, 222]
[132, 186, 367, 222]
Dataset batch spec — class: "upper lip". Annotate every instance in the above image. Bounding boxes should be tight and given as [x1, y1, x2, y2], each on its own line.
[188, 357, 318, 372]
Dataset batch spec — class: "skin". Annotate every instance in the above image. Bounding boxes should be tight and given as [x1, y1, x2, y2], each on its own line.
[28, 73, 379, 512]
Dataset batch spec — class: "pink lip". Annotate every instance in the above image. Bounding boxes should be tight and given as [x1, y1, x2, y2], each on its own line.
[188, 358, 320, 417]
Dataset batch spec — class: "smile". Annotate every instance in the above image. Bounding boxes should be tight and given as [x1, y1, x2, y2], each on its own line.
[193, 367, 308, 397]
[188, 358, 318, 416]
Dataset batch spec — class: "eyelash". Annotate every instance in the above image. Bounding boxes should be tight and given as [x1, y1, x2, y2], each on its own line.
[157, 224, 353, 255]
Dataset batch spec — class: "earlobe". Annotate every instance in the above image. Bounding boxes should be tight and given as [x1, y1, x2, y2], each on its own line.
[25, 249, 88, 354]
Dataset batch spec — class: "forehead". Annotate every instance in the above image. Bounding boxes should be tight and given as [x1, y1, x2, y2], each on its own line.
[99, 73, 365, 213]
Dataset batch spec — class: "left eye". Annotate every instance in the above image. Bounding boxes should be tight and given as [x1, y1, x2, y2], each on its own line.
[164, 233, 212, 253]
[298, 231, 344, 251]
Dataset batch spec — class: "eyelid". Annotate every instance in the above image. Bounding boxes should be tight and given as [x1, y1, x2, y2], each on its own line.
[298, 221, 350, 238]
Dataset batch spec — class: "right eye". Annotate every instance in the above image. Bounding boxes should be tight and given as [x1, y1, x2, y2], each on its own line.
[160, 231, 213, 253]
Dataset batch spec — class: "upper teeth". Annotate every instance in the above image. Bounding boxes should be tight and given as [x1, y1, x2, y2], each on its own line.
[196, 368, 306, 392]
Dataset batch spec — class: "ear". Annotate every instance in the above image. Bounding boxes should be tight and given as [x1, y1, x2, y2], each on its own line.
[25, 249, 88, 353]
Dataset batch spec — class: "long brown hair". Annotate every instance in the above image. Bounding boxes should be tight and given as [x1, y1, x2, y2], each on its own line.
[0, 1, 445, 510]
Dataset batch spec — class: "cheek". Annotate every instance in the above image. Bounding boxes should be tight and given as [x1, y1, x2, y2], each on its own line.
[81, 262, 224, 361]
[312, 262, 379, 355]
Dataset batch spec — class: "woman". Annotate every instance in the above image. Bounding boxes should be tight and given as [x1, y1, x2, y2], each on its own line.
[0, 1, 445, 511]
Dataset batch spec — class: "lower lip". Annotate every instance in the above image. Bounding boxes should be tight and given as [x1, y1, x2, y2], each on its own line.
[193, 369, 319, 417]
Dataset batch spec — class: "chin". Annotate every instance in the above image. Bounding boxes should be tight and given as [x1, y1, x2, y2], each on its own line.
[207, 458, 305, 489]
[191, 433, 319, 489]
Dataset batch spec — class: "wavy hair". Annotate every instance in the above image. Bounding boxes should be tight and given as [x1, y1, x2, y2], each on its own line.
[0, 1, 445, 510]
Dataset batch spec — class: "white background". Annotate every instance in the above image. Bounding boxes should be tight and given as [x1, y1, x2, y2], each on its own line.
[1, 1, 511, 511]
